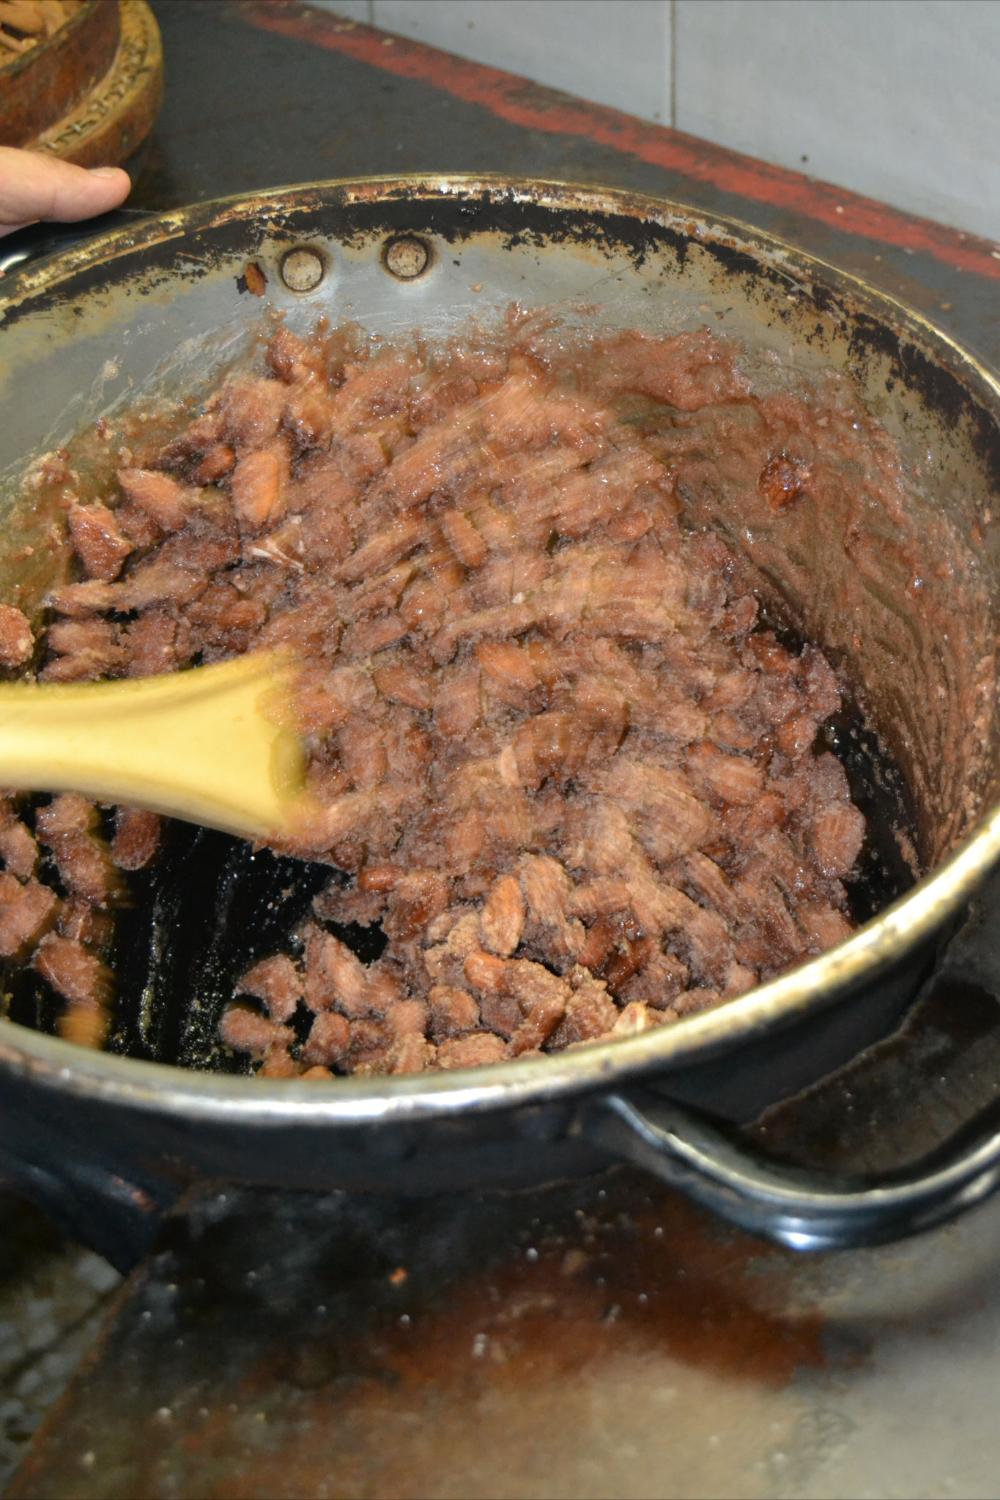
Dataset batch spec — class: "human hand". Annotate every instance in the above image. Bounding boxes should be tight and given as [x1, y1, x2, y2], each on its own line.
[0, 146, 130, 238]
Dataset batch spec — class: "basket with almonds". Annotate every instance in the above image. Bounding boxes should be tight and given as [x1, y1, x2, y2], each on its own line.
[0, 0, 84, 60]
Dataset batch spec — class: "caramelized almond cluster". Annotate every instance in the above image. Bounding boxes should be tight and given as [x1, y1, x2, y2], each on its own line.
[1, 316, 866, 1071]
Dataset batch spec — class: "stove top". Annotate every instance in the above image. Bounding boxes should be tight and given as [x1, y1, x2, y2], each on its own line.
[3, 867, 998, 1498]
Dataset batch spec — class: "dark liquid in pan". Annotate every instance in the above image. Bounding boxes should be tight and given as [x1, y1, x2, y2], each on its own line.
[3, 682, 918, 1074]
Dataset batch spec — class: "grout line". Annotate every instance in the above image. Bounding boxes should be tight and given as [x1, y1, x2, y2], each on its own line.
[669, 0, 677, 129]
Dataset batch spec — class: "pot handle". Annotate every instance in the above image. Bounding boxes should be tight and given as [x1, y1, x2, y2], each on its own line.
[583, 1088, 1000, 1250]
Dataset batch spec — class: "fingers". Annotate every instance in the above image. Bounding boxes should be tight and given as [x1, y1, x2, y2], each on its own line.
[0, 148, 130, 238]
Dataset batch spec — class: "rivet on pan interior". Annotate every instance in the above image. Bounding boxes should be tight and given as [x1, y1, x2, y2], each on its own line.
[383, 236, 431, 280]
[280, 248, 326, 292]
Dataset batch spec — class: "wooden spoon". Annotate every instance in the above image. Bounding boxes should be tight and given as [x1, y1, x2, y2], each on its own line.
[0, 652, 310, 841]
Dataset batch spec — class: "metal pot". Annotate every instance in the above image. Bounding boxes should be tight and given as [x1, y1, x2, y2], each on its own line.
[0, 177, 997, 1259]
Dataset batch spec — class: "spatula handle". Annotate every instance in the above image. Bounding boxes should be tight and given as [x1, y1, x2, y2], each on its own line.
[0, 653, 306, 840]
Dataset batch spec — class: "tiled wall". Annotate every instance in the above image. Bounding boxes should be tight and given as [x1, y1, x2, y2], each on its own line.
[310, 0, 999, 241]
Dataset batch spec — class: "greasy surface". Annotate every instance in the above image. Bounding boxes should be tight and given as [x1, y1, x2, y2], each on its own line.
[3, 317, 879, 1072]
[9, 872, 1000, 1500]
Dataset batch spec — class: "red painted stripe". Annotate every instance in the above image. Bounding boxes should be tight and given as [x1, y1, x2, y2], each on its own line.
[242, 0, 1000, 283]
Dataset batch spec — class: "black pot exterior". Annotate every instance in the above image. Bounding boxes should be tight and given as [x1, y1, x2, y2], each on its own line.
[0, 925, 939, 1269]
[0, 178, 997, 1255]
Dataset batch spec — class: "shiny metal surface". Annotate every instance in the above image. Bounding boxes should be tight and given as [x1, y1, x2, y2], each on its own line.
[590, 1088, 1000, 1251]
[0, 178, 997, 1245]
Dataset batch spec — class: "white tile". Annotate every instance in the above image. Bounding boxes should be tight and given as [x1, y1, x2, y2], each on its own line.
[674, 0, 1000, 240]
[308, 0, 374, 22]
[372, 0, 672, 124]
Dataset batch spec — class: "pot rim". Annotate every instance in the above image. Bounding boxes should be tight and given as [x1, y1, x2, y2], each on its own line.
[1, 173, 997, 1126]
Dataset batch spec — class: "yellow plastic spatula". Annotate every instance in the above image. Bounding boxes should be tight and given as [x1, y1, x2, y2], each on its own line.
[0, 652, 310, 842]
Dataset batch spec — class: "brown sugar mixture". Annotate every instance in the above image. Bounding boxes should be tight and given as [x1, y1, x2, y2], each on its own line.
[0, 314, 874, 1076]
